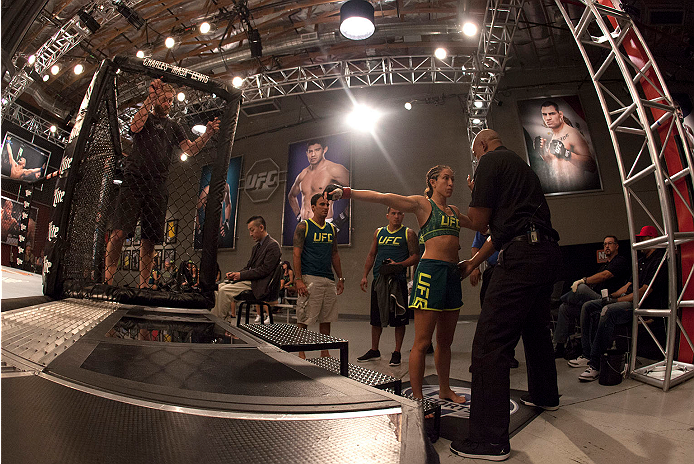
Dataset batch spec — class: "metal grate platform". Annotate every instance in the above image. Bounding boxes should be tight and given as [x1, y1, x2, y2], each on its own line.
[240, 323, 348, 376]
[1, 298, 119, 368]
[308, 356, 402, 394]
[386, 388, 442, 442]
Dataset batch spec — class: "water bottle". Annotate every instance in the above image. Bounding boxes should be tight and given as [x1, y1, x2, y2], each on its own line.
[298, 282, 314, 311]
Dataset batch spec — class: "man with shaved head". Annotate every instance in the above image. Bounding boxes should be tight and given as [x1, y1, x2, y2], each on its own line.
[454, 129, 561, 460]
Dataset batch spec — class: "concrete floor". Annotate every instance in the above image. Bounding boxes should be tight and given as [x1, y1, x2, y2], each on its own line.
[320, 317, 694, 464]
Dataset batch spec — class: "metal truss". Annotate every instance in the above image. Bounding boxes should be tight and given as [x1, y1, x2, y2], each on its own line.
[466, 0, 525, 155]
[1, 0, 144, 110]
[556, 0, 694, 390]
[239, 55, 472, 103]
[1, 103, 70, 147]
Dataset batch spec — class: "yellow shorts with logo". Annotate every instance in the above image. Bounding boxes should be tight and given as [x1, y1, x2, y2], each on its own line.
[409, 259, 463, 311]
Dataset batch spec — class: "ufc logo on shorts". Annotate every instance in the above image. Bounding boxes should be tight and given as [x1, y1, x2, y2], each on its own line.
[411, 272, 432, 308]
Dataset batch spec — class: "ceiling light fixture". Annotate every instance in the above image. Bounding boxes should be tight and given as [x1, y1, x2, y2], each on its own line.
[192, 125, 207, 136]
[340, 0, 375, 40]
[28, 55, 36, 65]
[474, 100, 484, 108]
[165, 37, 175, 48]
[434, 48, 447, 60]
[136, 50, 145, 59]
[49, 125, 57, 133]
[78, 10, 101, 34]
[43, 75, 49, 82]
[50, 64, 60, 75]
[462, 21, 478, 37]
[177, 92, 185, 102]
[404, 102, 412, 111]
[232, 76, 244, 88]
[74, 64, 84, 75]
[200, 22, 211, 34]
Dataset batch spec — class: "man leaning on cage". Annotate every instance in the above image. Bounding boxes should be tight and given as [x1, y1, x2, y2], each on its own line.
[105, 78, 220, 288]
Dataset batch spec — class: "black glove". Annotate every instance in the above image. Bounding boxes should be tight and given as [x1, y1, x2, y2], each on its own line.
[548, 139, 570, 159]
[324, 183, 345, 201]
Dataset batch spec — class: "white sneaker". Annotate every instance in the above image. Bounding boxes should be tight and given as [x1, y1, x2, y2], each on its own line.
[253, 315, 261, 323]
[568, 355, 589, 368]
[263, 316, 271, 324]
[579, 366, 600, 382]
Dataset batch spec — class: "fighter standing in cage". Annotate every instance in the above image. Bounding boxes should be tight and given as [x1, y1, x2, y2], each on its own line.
[105, 78, 220, 288]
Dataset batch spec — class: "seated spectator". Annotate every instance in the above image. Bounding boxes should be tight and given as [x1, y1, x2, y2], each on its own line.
[148, 256, 161, 290]
[570, 226, 668, 381]
[278, 260, 296, 302]
[159, 258, 177, 291]
[553, 235, 630, 358]
[213, 216, 281, 323]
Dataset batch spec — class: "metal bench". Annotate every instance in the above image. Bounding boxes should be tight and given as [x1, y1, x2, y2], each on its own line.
[239, 323, 348, 376]
[307, 356, 402, 394]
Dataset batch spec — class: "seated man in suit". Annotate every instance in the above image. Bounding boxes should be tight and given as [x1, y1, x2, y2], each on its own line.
[213, 216, 281, 323]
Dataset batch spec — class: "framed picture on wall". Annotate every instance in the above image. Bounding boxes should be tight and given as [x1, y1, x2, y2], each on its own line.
[1, 196, 38, 247]
[165, 219, 178, 244]
[133, 224, 141, 246]
[282, 132, 352, 246]
[517, 95, 603, 196]
[130, 250, 139, 271]
[194, 156, 242, 250]
[122, 250, 131, 271]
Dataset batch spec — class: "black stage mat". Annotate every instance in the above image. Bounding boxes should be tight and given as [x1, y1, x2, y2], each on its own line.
[402, 375, 540, 441]
[81, 342, 333, 397]
[1, 375, 404, 464]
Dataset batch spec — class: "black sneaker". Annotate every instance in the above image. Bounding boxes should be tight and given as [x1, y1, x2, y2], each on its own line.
[519, 394, 559, 411]
[357, 349, 381, 362]
[389, 351, 401, 366]
[450, 439, 510, 461]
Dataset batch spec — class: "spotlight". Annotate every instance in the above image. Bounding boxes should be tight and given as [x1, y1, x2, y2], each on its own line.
[136, 50, 145, 58]
[192, 125, 207, 136]
[43, 75, 49, 82]
[472, 118, 481, 124]
[404, 102, 412, 111]
[50, 64, 60, 75]
[165, 37, 175, 48]
[248, 29, 262, 58]
[177, 92, 185, 102]
[232, 76, 244, 88]
[73, 64, 84, 75]
[1, 98, 7, 105]
[200, 22, 211, 34]
[78, 10, 101, 34]
[340, 0, 375, 40]
[28, 55, 36, 65]
[49, 125, 57, 133]
[474, 100, 484, 108]
[434, 48, 447, 60]
[180, 153, 188, 161]
[346, 104, 381, 132]
[462, 21, 478, 37]
[113, 0, 146, 30]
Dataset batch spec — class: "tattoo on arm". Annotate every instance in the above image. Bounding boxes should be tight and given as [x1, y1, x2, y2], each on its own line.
[294, 222, 306, 250]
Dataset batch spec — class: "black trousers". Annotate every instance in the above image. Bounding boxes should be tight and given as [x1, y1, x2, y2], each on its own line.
[469, 239, 561, 446]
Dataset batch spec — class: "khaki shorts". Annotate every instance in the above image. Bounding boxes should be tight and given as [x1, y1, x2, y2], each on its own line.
[296, 275, 338, 325]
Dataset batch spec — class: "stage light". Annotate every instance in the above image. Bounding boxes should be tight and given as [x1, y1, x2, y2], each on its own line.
[474, 100, 484, 108]
[462, 21, 478, 37]
[165, 37, 175, 48]
[346, 104, 381, 132]
[200, 22, 211, 34]
[177, 92, 185, 102]
[232, 76, 244, 88]
[74, 64, 84, 75]
[50, 64, 60, 75]
[248, 29, 262, 58]
[113, 0, 145, 30]
[43, 75, 49, 82]
[1, 98, 7, 105]
[434, 48, 447, 60]
[404, 102, 412, 111]
[78, 10, 101, 34]
[340, 0, 375, 40]
[136, 50, 145, 58]
[472, 118, 481, 124]
[180, 153, 188, 161]
[28, 55, 36, 65]
[192, 125, 207, 136]
[49, 125, 57, 133]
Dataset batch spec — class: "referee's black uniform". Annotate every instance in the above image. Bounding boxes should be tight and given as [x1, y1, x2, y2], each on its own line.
[468, 145, 561, 448]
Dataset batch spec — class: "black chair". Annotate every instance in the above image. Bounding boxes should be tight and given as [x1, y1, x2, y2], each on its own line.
[235, 263, 284, 326]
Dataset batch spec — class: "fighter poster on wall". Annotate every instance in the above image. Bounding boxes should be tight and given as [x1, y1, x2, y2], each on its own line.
[1, 196, 37, 246]
[282, 133, 351, 246]
[517, 95, 602, 195]
[194, 156, 242, 250]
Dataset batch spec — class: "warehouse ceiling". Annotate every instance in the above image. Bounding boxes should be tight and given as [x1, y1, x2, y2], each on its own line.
[7, 0, 694, 120]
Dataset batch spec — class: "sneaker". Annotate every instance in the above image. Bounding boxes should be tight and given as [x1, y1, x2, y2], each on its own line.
[389, 351, 401, 366]
[568, 355, 589, 368]
[519, 394, 559, 411]
[253, 315, 261, 323]
[450, 439, 510, 461]
[357, 349, 381, 362]
[263, 316, 271, 324]
[579, 366, 600, 382]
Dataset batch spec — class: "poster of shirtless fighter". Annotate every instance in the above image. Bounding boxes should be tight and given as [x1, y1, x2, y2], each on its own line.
[283, 132, 351, 246]
[518, 95, 602, 195]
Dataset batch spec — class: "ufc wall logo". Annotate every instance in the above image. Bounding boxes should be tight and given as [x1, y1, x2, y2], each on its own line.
[246, 170, 278, 190]
[244, 158, 280, 203]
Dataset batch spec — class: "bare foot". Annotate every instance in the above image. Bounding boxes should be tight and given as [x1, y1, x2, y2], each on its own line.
[439, 389, 466, 404]
[298, 351, 306, 359]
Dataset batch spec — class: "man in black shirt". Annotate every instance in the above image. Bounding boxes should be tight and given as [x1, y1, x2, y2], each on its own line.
[453, 129, 562, 461]
[554, 235, 630, 358]
[575, 225, 668, 381]
[105, 79, 219, 288]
